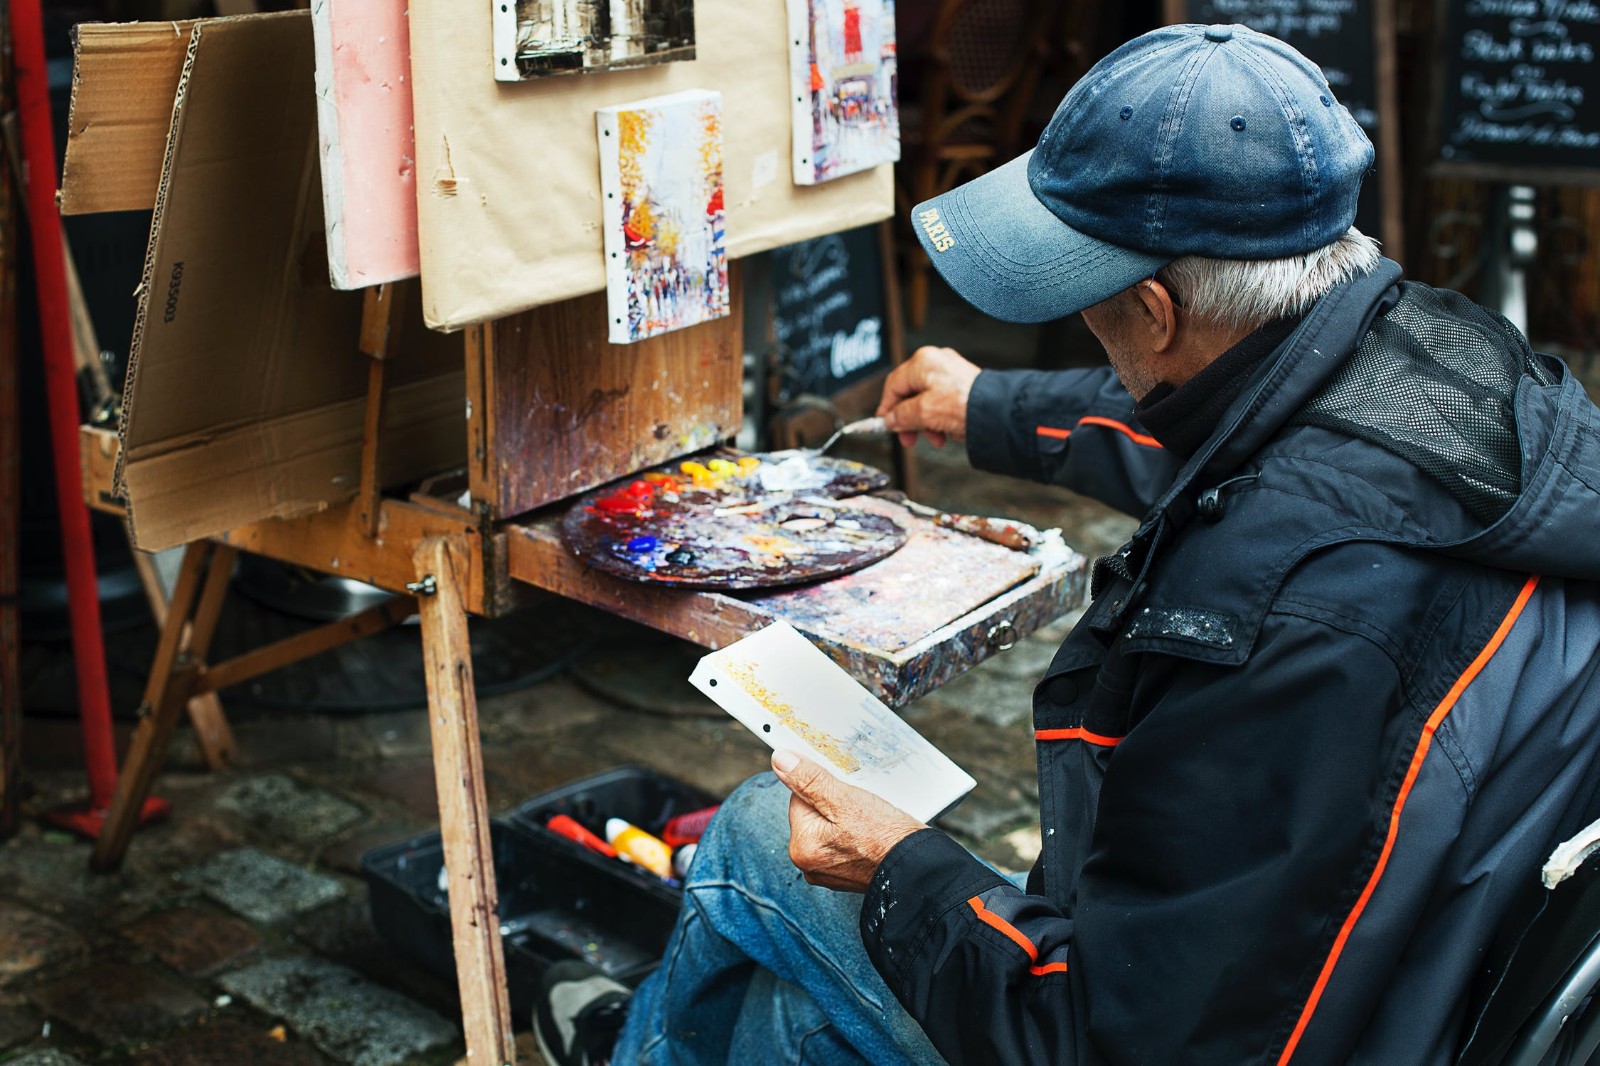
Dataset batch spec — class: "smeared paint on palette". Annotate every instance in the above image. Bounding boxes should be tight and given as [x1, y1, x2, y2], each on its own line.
[748, 495, 1041, 653]
[560, 452, 903, 589]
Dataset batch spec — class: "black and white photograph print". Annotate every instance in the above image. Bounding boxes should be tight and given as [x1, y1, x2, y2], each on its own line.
[493, 0, 696, 82]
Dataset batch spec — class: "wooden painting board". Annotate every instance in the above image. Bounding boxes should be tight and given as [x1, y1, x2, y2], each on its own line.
[558, 454, 900, 589]
[405, 0, 895, 331]
[310, 0, 421, 288]
[468, 275, 743, 520]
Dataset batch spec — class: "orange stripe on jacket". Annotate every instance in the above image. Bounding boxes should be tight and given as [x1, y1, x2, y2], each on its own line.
[1276, 574, 1541, 1065]
[1036, 727, 1124, 747]
[968, 897, 1069, 977]
[1036, 415, 1162, 449]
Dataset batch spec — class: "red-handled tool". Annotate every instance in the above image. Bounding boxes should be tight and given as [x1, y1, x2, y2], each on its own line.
[546, 814, 617, 858]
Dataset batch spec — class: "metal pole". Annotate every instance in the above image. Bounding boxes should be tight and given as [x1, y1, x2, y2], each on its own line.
[11, 0, 121, 812]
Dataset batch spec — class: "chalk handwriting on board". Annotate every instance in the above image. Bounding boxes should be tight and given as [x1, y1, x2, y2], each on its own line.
[1190, 1, 1376, 126]
[1202, 0, 1356, 39]
[1439, 1, 1600, 172]
[773, 226, 887, 402]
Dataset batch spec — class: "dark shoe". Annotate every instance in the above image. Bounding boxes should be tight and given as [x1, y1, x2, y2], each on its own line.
[534, 961, 630, 1066]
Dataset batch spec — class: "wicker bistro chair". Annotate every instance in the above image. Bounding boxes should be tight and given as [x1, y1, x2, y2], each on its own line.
[895, 0, 1098, 328]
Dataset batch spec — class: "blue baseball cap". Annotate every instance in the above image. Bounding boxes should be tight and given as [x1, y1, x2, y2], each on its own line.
[911, 23, 1375, 323]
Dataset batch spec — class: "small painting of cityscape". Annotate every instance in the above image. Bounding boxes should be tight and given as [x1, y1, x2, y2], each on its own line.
[497, 0, 695, 81]
[598, 90, 730, 344]
[788, 0, 898, 184]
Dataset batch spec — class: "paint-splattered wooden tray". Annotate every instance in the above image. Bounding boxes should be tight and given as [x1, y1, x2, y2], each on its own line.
[559, 453, 904, 590]
[509, 495, 1089, 707]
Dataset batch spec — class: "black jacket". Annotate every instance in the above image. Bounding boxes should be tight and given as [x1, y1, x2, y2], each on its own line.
[860, 261, 1600, 1064]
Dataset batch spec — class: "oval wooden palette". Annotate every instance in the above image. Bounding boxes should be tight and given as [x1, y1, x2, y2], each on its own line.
[560, 454, 905, 590]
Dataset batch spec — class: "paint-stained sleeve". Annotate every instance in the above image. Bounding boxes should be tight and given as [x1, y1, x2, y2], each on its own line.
[860, 609, 1416, 1065]
[964, 367, 1181, 516]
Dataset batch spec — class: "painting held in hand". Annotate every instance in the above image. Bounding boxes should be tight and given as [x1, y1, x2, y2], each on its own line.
[560, 452, 904, 589]
[690, 622, 976, 822]
[599, 90, 730, 344]
[493, 0, 696, 81]
[787, 0, 899, 184]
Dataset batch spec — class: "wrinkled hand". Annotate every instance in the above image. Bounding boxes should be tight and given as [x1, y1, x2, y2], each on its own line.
[771, 750, 927, 893]
[876, 346, 981, 449]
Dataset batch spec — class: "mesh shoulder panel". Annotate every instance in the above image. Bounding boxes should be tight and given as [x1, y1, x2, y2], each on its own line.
[1289, 284, 1553, 525]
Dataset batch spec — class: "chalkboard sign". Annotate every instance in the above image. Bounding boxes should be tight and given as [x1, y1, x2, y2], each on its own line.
[1166, 0, 1403, 258]
[772, 224, 889, 404]
[1434, 0, 1600, 184]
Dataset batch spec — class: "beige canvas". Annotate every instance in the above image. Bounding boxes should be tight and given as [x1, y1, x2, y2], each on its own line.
[407, 0, 894, 331]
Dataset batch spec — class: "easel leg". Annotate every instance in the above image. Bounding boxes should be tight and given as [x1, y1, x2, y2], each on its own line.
[414, 536, 515, 1065]
[91, 542, 234, 871]
[129, 547, 238, 771]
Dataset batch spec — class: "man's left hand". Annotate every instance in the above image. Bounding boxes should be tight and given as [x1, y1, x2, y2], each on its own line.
[771, 750, 928, 893]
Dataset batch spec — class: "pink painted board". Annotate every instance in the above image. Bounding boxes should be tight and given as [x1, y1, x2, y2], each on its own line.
[311, 0, 419, 290]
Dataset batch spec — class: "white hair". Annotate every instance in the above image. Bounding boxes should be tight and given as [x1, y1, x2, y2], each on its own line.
[1153, 227, 1383, 332]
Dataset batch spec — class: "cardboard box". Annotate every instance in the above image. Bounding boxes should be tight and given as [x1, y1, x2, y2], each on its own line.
[61, 19, 198, 216]
[111, 12, 463, 551]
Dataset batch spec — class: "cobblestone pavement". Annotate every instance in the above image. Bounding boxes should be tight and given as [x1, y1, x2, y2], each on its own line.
[1, 288, 1134, 1065]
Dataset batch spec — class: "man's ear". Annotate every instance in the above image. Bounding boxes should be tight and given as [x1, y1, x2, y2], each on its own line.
[1132, 278, 1180, 353]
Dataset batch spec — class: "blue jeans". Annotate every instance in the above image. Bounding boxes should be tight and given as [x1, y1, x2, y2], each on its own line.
[612, 773, 949, 1065]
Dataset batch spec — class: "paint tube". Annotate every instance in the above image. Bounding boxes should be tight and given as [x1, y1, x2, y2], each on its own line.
[546, 814, 617, 859]
[606, 818, 674, 880]
[661, 805, 721, 847]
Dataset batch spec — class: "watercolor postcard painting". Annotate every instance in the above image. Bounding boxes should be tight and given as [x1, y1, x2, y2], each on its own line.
[598, 90, 730, 344]
[494, 0, 696, 82]
[690, 621, 975, 822]
[787, 0, 899, 184]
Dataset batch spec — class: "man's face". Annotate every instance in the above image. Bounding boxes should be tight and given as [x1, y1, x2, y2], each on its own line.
[1081, 290, 1160, 401]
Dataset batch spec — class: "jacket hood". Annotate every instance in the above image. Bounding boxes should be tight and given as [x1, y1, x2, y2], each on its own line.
[1451, 355, 1600, 579]
[1287, 272, 1600, 580]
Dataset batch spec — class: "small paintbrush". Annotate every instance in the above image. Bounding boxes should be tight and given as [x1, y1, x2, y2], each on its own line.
[872, 491, 1040, 552]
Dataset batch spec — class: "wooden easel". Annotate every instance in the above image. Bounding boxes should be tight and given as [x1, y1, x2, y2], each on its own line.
[57, 8, 1091, 1062]
[82, 268, 1087, 1066]
[90, 285, 519, 1060]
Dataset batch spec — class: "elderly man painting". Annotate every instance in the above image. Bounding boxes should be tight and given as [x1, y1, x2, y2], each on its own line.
[537, 23, 1600, 1066]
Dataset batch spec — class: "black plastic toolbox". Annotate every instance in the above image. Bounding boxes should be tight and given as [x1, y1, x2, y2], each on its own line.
[502, 766, 722, 905]
[361, 820, 680, 1016]
[362, 768, 724, 1017]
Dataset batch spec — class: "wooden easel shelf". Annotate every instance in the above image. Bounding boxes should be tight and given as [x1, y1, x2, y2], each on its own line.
[505, 495, 1086, 706]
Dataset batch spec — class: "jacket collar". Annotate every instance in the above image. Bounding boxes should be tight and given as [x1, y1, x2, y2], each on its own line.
[1084, 258, 1405, 640]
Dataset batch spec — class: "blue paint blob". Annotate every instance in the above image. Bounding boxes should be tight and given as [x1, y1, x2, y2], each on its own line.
[626, 536, 658, 553]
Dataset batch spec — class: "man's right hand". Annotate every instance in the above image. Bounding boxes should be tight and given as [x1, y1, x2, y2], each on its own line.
[875, 346, 981, 449]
